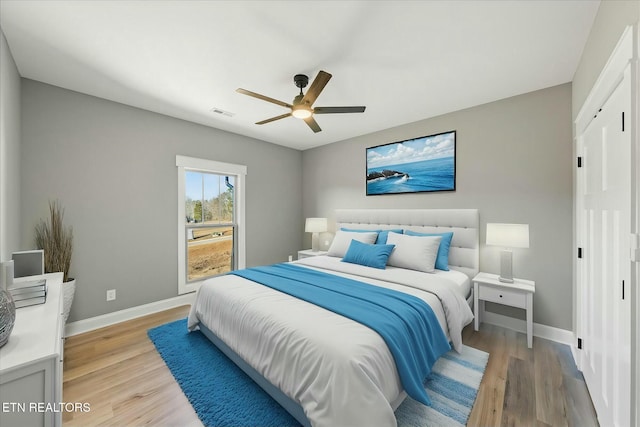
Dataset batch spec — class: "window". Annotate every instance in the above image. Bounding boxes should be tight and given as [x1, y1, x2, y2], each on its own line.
[177, 155, 246, 294]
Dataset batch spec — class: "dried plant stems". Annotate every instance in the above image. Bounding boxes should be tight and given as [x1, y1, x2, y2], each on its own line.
[35, 200, 73, 282]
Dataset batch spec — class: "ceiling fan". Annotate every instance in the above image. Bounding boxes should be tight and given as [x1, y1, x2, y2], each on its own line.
[236, 70, 366, 133]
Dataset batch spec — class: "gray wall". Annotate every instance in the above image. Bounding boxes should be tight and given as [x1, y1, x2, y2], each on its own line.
[20, 80, 303, 322]
[572, 0, 640, 119]
[0, 30, 22, 263]
[302, 83, 573, 331]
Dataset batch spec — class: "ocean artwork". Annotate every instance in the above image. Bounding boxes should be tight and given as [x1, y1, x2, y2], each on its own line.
[366, 131, 455, 195]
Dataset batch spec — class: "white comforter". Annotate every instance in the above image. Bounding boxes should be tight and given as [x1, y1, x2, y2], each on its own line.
[187, 256, 474, 427]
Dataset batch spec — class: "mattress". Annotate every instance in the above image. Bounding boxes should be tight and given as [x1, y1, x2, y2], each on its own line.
[187, 256, 473, 427]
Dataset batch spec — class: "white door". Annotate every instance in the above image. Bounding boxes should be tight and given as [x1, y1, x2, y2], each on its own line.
[579, 66, 631, 427]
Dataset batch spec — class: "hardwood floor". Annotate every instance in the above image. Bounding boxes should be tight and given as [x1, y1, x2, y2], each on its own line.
[63, 306, 598, 426]
[462, 324, 598, 427]
[63, 306, 201, 427]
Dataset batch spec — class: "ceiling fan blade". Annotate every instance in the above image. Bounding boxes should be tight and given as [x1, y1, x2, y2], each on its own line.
[303, 116, 322, 133]
[256, 113, 292, 125]
[301, 70, 332, 106]
[313, 106, 366, 114]
[236, 88, 292, 109]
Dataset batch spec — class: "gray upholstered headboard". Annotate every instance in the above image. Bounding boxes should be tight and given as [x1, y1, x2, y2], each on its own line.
[335, 209, 479, 279]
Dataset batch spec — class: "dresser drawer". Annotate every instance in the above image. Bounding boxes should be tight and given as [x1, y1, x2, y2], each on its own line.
[478, 285, 526, 308]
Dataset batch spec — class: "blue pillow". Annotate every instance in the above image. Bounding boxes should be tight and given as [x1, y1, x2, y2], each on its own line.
[340, 228, 403, 245]
[342, 239, 395, 269]
[403, 230, 454, 271]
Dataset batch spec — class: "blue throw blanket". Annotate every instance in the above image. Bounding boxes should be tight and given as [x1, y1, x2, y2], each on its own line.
[230, 263, 451, 406]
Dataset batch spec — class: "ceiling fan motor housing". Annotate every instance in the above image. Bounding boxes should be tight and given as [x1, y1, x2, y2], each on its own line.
[294, 74, 309, 89]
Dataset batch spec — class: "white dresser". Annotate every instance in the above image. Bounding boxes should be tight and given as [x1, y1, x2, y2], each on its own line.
[0, 272, 64, 427]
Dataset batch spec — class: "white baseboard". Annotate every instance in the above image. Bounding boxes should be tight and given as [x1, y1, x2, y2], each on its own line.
[64, 293, 196, 337]
[481, 310, 574, 346]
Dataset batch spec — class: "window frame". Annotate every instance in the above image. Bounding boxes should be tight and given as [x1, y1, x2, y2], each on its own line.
[176, 155, 246, 295]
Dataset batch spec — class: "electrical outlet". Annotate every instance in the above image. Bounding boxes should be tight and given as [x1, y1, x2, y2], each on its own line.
[106, 289, 116, 301]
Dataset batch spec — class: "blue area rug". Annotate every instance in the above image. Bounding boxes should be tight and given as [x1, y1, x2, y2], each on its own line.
[148, 318, 489, 427]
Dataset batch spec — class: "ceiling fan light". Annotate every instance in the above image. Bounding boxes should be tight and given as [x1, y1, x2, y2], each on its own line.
[292, 106, 312, 119]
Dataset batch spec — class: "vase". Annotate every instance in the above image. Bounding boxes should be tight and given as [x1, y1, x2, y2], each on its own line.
[62, 278, 76, 323]
[0, 288, 16, 347]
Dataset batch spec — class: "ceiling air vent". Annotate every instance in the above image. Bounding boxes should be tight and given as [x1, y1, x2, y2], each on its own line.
[210, 107, 235, 118]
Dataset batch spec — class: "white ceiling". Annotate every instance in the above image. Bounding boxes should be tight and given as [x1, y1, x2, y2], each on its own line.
[0, 1, 599, 150]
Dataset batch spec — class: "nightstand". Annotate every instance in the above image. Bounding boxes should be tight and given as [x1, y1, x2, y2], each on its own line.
[473, 272, 535, 348]
[297, 249, 328, 260]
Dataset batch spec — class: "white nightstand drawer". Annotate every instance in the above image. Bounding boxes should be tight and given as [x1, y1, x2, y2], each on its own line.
[478, 285, 526, 308]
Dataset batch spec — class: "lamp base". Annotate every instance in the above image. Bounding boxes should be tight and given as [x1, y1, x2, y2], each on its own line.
[311, 232, 320, 252]
[499, 250, 514, 283]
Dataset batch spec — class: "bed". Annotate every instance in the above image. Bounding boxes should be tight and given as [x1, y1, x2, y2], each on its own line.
[187, 208, 479, 427]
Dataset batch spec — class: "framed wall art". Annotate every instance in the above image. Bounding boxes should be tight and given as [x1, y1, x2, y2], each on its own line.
[366, 130, 456, 196]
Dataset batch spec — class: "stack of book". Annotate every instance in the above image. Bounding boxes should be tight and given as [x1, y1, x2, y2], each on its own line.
[8, 279, 47, 308]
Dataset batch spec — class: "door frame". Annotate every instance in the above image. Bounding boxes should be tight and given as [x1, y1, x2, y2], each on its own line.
[573, 24, 639, 426]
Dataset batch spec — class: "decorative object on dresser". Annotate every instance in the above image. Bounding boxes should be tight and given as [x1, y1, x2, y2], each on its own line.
[485, 223, 529, 283]
[304, 217, 327, 252]
[35, 200, 75, 322]
[0, 261, 16, 348]
[11, 249, 44, 277]
[7, 251, 47, 308]
[1, 259, 15, 289]
[7, 279, 47, 308]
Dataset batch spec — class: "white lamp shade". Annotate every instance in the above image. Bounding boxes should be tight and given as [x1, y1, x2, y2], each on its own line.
[305, 218, 328, 233]
[486, 223, 529, 248]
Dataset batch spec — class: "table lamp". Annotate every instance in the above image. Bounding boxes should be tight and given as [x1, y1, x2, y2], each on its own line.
[305, 218, 327, 252]
[486, 223, 529, 283]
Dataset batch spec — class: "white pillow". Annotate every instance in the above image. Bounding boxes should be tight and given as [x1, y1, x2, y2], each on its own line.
[327, 230, 378, 258]
[386, 232, 442, 273]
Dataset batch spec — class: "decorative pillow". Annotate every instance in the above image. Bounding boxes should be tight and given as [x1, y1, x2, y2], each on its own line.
[340, 228, 403, 244]
[327, 230, 378, 258]
[386, 232, 442, 273]
[342, 240, 395, 269]
[404, 230, 454, 271]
